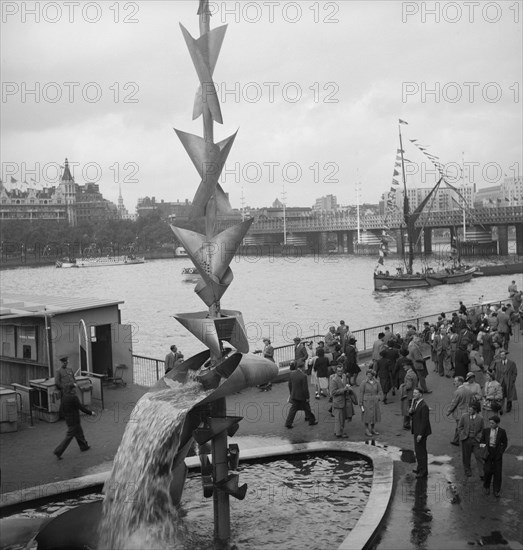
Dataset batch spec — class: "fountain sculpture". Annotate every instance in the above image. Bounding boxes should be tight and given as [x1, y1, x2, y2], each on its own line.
[30, 1, 278, 548]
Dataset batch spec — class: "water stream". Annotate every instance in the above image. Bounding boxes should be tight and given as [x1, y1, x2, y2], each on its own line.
[98, 379, 211, 550]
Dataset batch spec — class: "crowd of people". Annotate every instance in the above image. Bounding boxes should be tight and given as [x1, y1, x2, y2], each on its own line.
[285, 286, 520, 496]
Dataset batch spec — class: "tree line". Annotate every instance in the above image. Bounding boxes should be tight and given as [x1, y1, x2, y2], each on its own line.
[0, 212, 176, 258]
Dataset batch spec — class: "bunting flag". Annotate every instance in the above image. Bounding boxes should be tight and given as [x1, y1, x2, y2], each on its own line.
[489, 199, 494, 204]
[410, 139, 417, 143]
[392, 179, 399, 186]
[378, 256, 384, 265]
[399, 119, 409, 125]
[393, 169, 399, 176]
[397, 149, 404, 154]
[10, 176, 17, 183]
[403, 158, 412, 163]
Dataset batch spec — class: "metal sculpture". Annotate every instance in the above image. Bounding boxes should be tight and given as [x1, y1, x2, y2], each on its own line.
[169, 1, 277, 547]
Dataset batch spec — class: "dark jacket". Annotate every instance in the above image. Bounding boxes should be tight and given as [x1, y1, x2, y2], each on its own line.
[480, 427, 508, 460]
[410, 398, 432, 438]
[454, 348, 470, 378]
[288, 369, 310, 401]
[313, 356, 331, 378]
[294, 344, 308, 367]
[62, 392, 93, 427]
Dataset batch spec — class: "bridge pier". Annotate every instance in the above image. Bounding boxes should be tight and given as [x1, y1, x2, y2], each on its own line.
[516, 223, 523, 256]
[319, 231, 329, 254]
[423, 228, 432, 255]
[336, 232, 344, 254]
[346, 231, 354, 254]
[497, 225, 509, 255]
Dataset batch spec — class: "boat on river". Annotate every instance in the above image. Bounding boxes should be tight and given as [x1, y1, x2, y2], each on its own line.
[55, 258, 77, 268]
[75, 255, 145, 268]
[374, 120, 476, 291]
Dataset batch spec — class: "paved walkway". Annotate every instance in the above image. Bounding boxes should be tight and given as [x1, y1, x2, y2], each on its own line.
[1, 336, 522, 549]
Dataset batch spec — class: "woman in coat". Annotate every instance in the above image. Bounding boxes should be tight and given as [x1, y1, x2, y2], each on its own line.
[359, 369, 383, 437]
[345, 337, 361, 386]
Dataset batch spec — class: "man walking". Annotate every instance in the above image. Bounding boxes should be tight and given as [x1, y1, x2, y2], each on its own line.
[457, 401, 484, 477]
[480, 415, 508, 497]
[54, 383, 96, 459]
[285, 362, 318, 429]
[410, 388, 432, 478]
[446, 376, 475, 446]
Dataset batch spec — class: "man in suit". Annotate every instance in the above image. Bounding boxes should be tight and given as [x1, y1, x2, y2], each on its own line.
[285, 362, 318, 429]
[409, 388, 432, 478]
[293, 337, 308, 369]
[480, 415, 508, 497]
[496, 307, 512, 350]
[446, 376, 475, 445]
[54, 383, 96, 459]
[371, 332, 386, 370]
[457, 401, 484, 477]
[329, 364, 353, 438]
[165, 345, 182, 374]
[493, 350, 518, 413]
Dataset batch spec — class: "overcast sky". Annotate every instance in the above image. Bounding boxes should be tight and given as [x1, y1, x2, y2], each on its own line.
[1, 1, 521, 210]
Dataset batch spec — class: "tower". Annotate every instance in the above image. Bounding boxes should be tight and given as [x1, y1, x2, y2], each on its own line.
[59, 158, 77, 226]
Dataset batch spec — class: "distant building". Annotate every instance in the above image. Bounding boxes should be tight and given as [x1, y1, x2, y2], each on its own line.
[393, 185, 474, 212]
[137, 197, 192, 220]
[473, 185, 502, 207]
[0, 159, 118, 226]
[501, 176, 523, 206]
[313, 194, 338, 212]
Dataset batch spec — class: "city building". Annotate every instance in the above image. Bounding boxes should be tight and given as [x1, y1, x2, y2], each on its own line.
[137, 197, 192, 220]
[313, 194, 338, 212]
[392, 185, 474, 213]
[0, 159, 118, 226]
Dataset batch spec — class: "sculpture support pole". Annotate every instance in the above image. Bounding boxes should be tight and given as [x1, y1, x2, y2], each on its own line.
[197, 2, 230, 545]
[211, 397, 230, 547]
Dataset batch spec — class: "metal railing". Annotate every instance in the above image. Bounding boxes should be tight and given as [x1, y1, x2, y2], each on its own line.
[132, 354, 163, 387]
[132, 297, 515, 386]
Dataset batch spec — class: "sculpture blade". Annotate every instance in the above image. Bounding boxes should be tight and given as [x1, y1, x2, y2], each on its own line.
[180, 23, 223, 124]
[174, 129, 237, 218]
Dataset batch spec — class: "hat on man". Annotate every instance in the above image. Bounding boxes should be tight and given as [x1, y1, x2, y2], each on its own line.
[293, 337, 301, 342]
[465, 372, 475, 381]
[59, 356, 69, 363]
[262, 337, 270, 343]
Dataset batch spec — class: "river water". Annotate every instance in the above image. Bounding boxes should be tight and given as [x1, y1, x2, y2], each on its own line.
[0, 255, 518, 359]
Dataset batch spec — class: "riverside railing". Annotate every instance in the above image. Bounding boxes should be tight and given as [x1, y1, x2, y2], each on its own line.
[132, 297, 515, 386]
